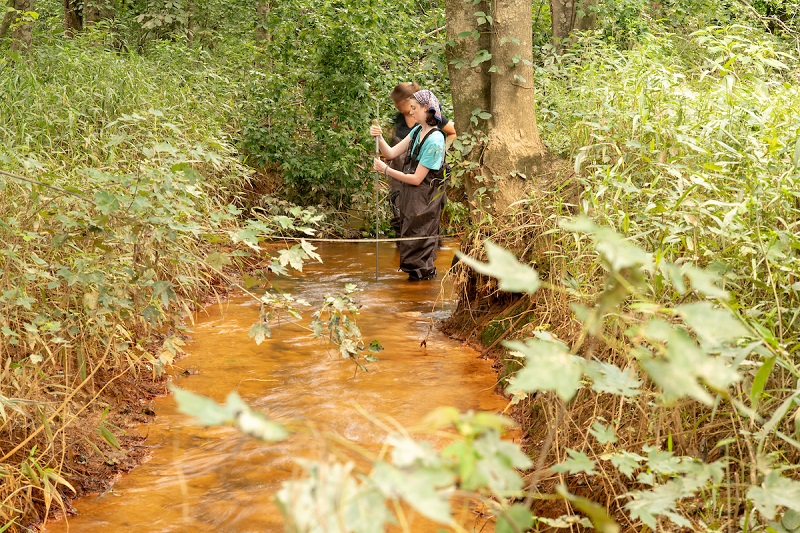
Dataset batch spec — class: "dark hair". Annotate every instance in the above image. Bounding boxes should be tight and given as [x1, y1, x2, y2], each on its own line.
[390, 82, 420, 103]
[424, 109, 439, 126]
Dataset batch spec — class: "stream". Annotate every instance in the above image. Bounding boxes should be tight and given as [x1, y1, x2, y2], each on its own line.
[44, 241, 509, 532]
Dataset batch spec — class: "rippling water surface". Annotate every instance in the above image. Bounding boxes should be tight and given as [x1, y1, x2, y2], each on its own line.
[44, 241, 508, 532]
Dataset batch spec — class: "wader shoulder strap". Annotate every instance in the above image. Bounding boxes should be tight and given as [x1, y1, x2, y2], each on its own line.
[409, 127, 442, 163]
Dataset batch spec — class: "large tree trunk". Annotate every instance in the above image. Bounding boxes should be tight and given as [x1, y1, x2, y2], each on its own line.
[444, 0, 491, 221]
[63, 0, 81, 36]
[84, 0, 115, 27]
[483, 0, 547, 214]
[255, 1, 271, 42]
[0, 0, 14, 38]
[447, 0, 549, 217]
[551, 0, 597, 50]
[482, 0, 548, 214]
[550, 0, 574, 48]
[575, 0, 597, 31]
[10, 0, 33, 52]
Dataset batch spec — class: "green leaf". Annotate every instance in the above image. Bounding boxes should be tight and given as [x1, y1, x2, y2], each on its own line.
[469, 50, 492, 67]
[456, 241, 540, 294]
[557, 485, 621, 533]
[675, 302, 748, 346]
[584, 360, 641, 397]
[793, 135, 800, 168]
[97, 422, 120, 450]
[783, 509, 800, 530]
[504, 338, 583, 401]
[751, 356, 776, 410]
[230, 399, 288, 441]
[589, 421, 618, 444]
[560, 217, 652, 273]
[368, 339, 383, 352]
[249, 323, 271, 345]
[552, 449, 596, 475]
[682, 264, 728, 299]
[172, 387, 234, 426]
[277, 247, 305, 271]
[747, 471, 800, 519]
[641, 325, 740, 405]
[299, 239, 322, 263]
[206, 252, 231, 270]
[604, 450, 645, 478]
[624, 480, 686, 529]
[496, 504, 534, 533]
[371, 462, 456, 524]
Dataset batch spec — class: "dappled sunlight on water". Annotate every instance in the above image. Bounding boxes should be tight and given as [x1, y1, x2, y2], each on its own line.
[44, 241, 509, 533]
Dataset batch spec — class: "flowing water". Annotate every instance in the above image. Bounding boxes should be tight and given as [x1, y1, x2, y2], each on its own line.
[44, 241, 510, 533]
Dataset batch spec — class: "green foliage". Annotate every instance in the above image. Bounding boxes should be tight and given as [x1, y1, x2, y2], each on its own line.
[464, 216, 798, 529]
[239, 0, 449, 209]
[173, 387, 289, 441]
[310, 283, 383, 371]
[198, 398, 535, 531]
[0, 31, 325, 530]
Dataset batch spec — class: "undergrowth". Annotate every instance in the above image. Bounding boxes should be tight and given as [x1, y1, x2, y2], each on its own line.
[448, 24, 800, 531]
[0, 32, 326, 530]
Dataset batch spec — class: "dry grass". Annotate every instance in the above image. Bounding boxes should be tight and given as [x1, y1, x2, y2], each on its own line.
[443, 162, 800, 531]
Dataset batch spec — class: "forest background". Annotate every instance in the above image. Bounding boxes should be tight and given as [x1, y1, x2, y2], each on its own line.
[2, 0, 800, 531]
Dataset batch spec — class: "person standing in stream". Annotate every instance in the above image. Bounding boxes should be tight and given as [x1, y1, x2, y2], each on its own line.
[386, 82, 456, 237]
[371, 90, 447, 281]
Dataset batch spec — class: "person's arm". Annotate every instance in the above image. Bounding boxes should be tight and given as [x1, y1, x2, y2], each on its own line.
[370, 124, 411, 161]
[373, 158, 429, 186]
[441, 121, 457, 146]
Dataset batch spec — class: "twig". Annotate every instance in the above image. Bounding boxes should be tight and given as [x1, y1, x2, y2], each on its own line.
[0, 169, 89, 200]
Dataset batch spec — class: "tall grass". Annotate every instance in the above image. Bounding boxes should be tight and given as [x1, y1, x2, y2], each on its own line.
[458, 23, 800, 529]
[0, 31, 264, 530]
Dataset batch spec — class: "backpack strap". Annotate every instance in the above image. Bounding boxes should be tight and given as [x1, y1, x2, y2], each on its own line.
[409, 126, 442, 163]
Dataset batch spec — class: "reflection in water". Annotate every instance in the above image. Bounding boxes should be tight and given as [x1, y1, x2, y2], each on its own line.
[45, 241, 509, 533]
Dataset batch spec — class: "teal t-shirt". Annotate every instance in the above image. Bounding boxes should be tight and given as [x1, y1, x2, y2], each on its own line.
[409, 125, 445, 171]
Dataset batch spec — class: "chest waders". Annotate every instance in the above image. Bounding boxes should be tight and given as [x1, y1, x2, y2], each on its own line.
[397, 127, 447, 281]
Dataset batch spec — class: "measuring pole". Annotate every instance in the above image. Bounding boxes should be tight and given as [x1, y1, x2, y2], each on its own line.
[374, 104, 380, 282]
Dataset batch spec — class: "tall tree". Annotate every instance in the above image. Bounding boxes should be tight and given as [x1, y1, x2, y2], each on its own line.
[5, 0, 34, 51]
[551, 0, 597, 49]
[84, 0, 115, 27]
[63, 0, 81, 35]
[445, 0, 550, 217]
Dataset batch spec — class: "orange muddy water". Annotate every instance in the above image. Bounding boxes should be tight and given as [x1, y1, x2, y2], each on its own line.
[44, 241, 510, 533]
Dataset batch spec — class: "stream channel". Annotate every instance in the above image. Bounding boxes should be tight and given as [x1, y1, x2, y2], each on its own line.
[44, 241, 510, 532]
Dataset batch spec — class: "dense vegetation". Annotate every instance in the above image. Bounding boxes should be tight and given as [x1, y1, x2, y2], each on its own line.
[1, 0, 800, 530]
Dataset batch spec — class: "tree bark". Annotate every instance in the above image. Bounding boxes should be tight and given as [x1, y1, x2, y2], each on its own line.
[63, 0, 81, 36]
[550, 0, 574, 49]
[551, 0, 597, 50]
[10, 0, 33, 52]
[482, 0, 548, 214]
[445, 0, 491, 220]
[575, 0, 597, 31]
[84, 0, 114, 27]
[255, 1, 271, 42]
[0, 0, 14, 39]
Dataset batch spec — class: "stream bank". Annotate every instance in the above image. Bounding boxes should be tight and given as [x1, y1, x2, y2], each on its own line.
[44, 240, 512, 532]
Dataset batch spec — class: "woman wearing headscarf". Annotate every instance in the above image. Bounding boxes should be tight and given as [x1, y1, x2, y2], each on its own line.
[386, 82, 456, 237]
[371, 90, 447, 281]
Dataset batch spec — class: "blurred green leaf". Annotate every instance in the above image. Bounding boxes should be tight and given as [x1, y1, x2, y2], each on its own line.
[457, 241, 540, 294]
[504, 338, 583, 401]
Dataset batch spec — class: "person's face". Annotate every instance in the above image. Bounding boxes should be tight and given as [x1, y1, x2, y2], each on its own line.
[394, 98, 412, 117]
[409, 99, 427, 124]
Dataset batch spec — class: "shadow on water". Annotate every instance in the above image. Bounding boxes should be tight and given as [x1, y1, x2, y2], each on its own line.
[44, 240, 510, 532]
